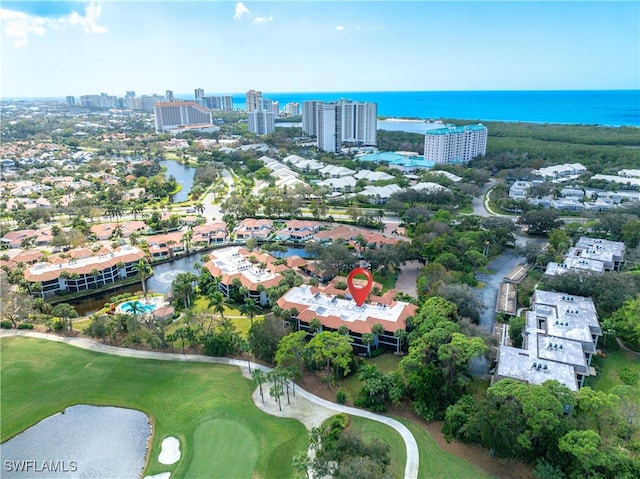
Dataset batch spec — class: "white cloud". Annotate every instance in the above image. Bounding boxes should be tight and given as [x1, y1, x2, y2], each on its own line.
[252, 15, 273, 24]
[336, 25, 344, 31]
[234, 2, 250, 20]
[0, 1, 107, 48]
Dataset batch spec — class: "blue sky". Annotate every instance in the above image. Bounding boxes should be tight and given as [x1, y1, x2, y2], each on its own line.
[1, 1, 638, 98]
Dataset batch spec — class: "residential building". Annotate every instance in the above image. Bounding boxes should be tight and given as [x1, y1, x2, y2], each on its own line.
[202, 246, 282, 305]
[248, 110, 275, 135]
[153, 101, 213, 133]
[234, 219, 274, 241]
[66, 96, 75, 106]
[194, 88, 204, 100]
[302, 100, 320, 136]
[493, 290, 602, 391]
[165, 90, 175, 102]
[284, 102, 300, 116]
[24, 246, 147, 298]
[276, 220, 323, 243]
[534, 163, 586, 180]
[316, 99, 377, 153]
[192, 223, 228, 246]
[277, 284, 417, 353]
[423, 124, 487, 164]
[246, 90, 263, 112]
[202, 95, 233, 111]
[545, 236, 626, 276]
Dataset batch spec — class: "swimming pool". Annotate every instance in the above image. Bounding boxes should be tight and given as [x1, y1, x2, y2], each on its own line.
[117, 298, 162, 315]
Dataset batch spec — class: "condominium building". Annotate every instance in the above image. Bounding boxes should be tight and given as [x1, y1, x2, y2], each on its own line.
[202, 246, 282, 305]
[153, 101, 213, 133]
[494, 290, 602, 391]
[66, 96, 75, 106]
[246, 90, 263, 112]
[545, 237, 626, 276]
[277, 284, 417, 353]
[302, 100, 320, 136]
[165, 90, 175, 102]
[284, 102, 300, 116]
[194, 88, 204, 100]
[248, 110, 275, 135]
[202, 95, 233, 111]
[313, 99, 378, 152]
[423, 124, 487, 164]
[24, 246, 147, 298]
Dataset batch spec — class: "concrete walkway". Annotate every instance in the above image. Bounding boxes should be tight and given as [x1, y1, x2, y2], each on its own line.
[1, 330, 419, 479]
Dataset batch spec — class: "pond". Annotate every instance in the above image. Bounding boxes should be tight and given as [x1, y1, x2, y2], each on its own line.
[160, 159, 195, 203]
[0, 405, 150, 479]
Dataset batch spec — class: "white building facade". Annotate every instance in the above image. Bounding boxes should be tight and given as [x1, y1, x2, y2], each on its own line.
[153, 102, 213, 133]
[248, 110, 275, 135]
[424, 124, 487, 164]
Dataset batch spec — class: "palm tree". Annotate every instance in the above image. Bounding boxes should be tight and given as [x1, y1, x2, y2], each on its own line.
[181, 229, 193, 254]
[208, 291, 229, 323]
[132, 259, 151, 300]
[194, 203, 205, 215]
[130, 203, 143, 220]
[252, 369, 266, 404]
[362, 332, 375, 357]
[239, 297, 262, 326]
[372, 322, 385, 349]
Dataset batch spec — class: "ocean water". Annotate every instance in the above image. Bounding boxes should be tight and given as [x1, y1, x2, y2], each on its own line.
[208, 90, 639, 127]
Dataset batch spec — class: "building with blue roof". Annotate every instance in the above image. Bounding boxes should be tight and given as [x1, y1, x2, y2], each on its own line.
[424, 124, 487, 164]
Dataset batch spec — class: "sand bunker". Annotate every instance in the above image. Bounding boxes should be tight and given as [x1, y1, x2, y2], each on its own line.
[158, 436, 181, 465]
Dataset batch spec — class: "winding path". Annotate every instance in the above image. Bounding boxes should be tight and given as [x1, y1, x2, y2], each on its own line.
[1, 330, 419, 479]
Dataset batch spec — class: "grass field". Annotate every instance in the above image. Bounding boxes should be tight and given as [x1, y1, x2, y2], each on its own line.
[0, 337, 307, 478]
[393, 417, 495, 479]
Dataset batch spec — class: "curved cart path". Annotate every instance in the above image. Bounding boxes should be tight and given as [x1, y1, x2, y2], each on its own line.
[1, 331, 419, 479]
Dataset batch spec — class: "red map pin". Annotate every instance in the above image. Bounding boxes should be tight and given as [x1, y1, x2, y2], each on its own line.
[347, 267, 373, 307]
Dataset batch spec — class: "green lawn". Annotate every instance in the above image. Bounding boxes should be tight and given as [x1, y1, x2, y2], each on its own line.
[393, 417, 496, 479]
[0, 337, 307, 478]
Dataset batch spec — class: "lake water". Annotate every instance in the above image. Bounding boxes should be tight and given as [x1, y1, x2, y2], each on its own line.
[160, 159, 195, 203]
[0, 405, 150, 478]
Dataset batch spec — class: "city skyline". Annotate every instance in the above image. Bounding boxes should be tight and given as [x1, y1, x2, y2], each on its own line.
[1, 1, 639, 98]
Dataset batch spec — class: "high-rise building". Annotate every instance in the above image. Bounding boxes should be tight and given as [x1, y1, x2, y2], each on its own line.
[313, 99, 377, 152]
[271, 101, 280, 116]
[194, 88, 205, 100]
[125, 91, 136, 98]
[202, 95, 234, 111]
[246, 90, 262, 112]
[423, 124, 487, 164]
[302, 100, 320, 136]
[284, 102, 300, 116]
[247, 110, 275, 135]
[154, 101, 212, 133]
[66, 96, 75, 106]
[165, 90, 175, 102]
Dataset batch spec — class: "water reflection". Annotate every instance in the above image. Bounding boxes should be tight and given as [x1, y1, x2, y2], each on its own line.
[160, 159, 195, 203]
[0, 405, 150, 479]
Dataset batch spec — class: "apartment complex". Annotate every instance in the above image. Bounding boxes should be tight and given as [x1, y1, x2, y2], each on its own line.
[245, 90, 263, 113]
[248, 110, 275, 135]
[277, 284, 417, 353]
[201, 95, 233, 111]
[494, 290, 602, 391]
[153, 101, 213, 133]
[24, 246, 147, 298]
[202, 246, 282, 305]
[304, 99, 377, 153]
[545, 236, 626, 276]
[423, 124, 487, 164]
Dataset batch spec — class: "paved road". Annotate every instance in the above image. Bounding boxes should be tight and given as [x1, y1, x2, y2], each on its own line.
[1, 331, 419, 479]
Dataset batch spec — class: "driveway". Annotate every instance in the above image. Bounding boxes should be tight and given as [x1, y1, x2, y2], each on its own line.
[1, 331, 419, 479]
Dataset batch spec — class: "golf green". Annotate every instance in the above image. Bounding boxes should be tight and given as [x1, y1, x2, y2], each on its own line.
[0, 337, 307, 478]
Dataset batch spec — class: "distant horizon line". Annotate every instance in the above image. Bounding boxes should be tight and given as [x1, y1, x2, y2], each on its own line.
[2, 88, 639, 101]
